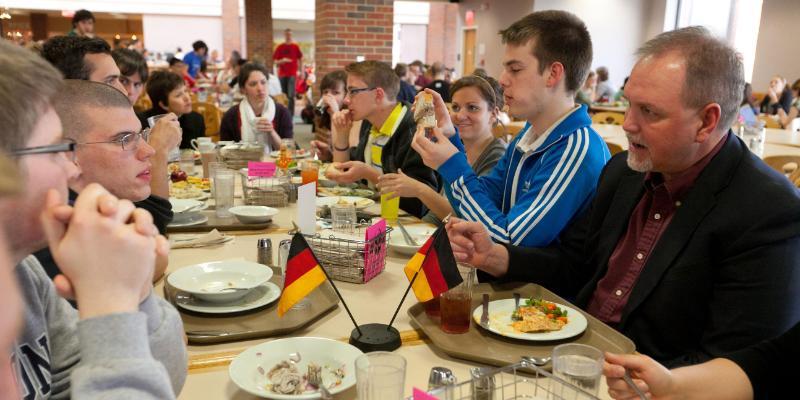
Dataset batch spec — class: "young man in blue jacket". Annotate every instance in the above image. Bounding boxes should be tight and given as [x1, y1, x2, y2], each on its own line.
[413, 11, 610, 247]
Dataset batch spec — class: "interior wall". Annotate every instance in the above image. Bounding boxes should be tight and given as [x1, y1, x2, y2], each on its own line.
[142, 14, 223, 55]
[751, 0, 800, 90]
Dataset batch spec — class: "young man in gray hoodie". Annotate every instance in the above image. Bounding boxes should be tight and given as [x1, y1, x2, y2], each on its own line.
[0, 39, 187, 399]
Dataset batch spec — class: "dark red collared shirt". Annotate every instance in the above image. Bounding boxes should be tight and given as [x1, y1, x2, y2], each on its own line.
[586, 134, 729, 324]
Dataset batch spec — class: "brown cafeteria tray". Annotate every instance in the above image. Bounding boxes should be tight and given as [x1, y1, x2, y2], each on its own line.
[408, 282, 636, 369]
[163, 274, 340, 344]
[166, 210, 275, 233]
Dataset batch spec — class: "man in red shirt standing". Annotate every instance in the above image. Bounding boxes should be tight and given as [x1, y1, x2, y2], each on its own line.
[273, 28, 303, 119]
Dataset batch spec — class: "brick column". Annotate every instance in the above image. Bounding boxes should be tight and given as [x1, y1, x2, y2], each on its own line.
[315, 0, 394, 84]
[426, 2, 458, 69]
[244, 0, 273, 66]
[222, 0, 242, 60]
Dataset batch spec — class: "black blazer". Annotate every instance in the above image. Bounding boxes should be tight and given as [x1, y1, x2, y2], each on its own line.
[502, 134, 800, 367]
[350, 102, 441, 218]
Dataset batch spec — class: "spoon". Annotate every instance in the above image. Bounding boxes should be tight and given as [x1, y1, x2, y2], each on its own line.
[522, 355, 552, 366]
[623, 369, 648, 400]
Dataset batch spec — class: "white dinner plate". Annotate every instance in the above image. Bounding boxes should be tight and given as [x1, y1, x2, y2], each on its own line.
[472, 298, 588, 341]
[229, 337, 363, 399]
[175, 282, 281, 314]
[315, 196, 375, 210]
[388, 224, 436, 256]
[169, 198, 208, 213]
[269, 150, 312, 159]
[167, 213, 209, 227]
[168, 260, 274, 303]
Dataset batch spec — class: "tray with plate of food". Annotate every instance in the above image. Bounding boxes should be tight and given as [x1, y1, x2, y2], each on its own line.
[317, 186, 375, 198]
[472, 297, 588, 341]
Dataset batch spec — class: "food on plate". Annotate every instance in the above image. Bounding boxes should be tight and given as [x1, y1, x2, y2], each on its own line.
[318, 186, 375, 198]
[169, 175, 211, 199]
[260, 355, 347, 395]
[336, 197, 372, 208]
[510, 298, 568, 333]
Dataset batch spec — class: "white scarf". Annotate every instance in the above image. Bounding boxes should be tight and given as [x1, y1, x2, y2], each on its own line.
[239, 96, 276, 149]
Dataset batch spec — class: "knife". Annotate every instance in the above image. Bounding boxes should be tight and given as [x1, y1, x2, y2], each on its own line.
[397, 220, 419, 246]
[480, 293, 490, 329]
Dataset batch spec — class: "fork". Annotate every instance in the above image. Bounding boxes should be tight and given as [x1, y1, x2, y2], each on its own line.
[479, 293, 490, 329]
[307, 364, 332, 400]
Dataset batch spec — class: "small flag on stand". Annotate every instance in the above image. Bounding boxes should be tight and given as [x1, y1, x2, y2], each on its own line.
[277, 233, 328, 316]
[403, 227, 462, 303]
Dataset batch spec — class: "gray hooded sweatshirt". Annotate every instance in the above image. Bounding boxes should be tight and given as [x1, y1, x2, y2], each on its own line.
[12, 256, 187, 399]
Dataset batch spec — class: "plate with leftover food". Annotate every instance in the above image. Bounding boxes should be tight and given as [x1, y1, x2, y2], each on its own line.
[472, 297, 588, 341]
[315, 196, 375, 210]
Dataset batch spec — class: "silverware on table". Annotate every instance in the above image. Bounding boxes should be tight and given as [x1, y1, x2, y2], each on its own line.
[623, 369, 648, 400]
[522, 355, 552, 366]
[396, 220, 419, 246]
[513, 292, 521, 310]
[480, 293, 490, 329]
[185, 329, 256, 339]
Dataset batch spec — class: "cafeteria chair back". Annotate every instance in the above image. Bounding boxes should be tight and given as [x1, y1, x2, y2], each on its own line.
[134, 94, 152, 114]
[591, 111, 625, 125]
[757, 114, 782, 129]
[762, 155, 800, 174]
[605, 141, 624, 156]
[272, 93, 289, 108]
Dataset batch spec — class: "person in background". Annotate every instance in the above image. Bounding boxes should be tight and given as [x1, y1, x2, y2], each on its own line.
[445, 26, 800, 367]
[168, 57, 195, 89]
[309, 70, 348, 161]
[0, 39, 187, 399]
[42, 36, 126, 95]
[603, 322, 798, 399]
[273, 28, 303, 117]
[35, 80, 180, 284]
[594, 66, 616, 103]
[613, 76, 629, 102]
[112, 48, 149, 104]
[182, 40, 207, 79]
[68, 9, 95, 38]
[394, 63, 417, 104]
[575, 69, 596, 106]
[410, 60, 431, 89]
[215, 50, 241, 89]
[777, 78, 800, 128]
[268, 70, 283, 97]
[220, 62, 294, 149]
[425, 62, 452, 102]
[378, 72, 507, 225]
[209, 49, 222, 64]
[140, 71, 205, 149]
[759, 75, 793, 114]
[413, 10, 609, 248]
[326, 60, 440, 218]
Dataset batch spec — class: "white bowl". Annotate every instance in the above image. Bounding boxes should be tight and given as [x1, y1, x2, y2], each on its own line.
[388, 224, 436, 256]
[229, 337, 363, 399]
[229, 206, 279, 224]
[168, 260, 273, 303]
[169, 198, 206, 213]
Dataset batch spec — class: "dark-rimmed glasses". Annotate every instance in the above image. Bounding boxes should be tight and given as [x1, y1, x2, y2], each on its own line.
[11, 140, 77, 163]
[346, 87, 376, 97]
[76, 128, 151, 151]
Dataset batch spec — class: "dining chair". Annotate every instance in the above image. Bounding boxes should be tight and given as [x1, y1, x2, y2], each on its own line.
[591, 111, 625, 125]
[761, 155, 800, 174]
[605, 141, 624, 156]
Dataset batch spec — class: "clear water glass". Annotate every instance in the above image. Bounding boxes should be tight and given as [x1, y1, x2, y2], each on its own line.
[356, 352, 406, 400]
[552, 343, 604, 399]
[213, 168, 235, 218]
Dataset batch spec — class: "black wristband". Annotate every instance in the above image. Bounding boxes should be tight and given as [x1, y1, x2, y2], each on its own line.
[333, 144, 350, 152]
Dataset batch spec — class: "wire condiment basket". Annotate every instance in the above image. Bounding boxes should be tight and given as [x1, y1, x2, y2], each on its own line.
[303, 225, 392, 284]
[239, 171, 290, 208]
[417, 357, 601, 400]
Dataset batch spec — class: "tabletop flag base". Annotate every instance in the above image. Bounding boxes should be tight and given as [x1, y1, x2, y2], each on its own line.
[349, 323, 401, 352]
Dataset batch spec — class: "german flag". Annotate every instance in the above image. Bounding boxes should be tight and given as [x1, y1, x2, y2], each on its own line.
[403, 227, 463, 302]
[277, 233, 328, 316]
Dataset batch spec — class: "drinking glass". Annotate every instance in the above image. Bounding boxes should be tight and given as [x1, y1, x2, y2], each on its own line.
[552, 343, 604, 399]
[355, 352, 406, 400]
[199, 144, 218, 178]
[213, 168, 235, 218]
[300, 160, 319, 187]
[739, 123, 766, 156]
[179, 149, 195, 175]
[331, 203, 357, 232]
[439, 264, 475, 334]
[380, 193, 400, 223]
[207, 161, 226, 197]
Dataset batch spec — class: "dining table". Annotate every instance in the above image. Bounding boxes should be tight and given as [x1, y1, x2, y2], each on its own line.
[160, 166, 618, 399]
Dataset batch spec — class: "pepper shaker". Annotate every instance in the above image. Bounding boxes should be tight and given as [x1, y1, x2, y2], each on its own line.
[470, 367, 495, 400]
[257, 238, 275, 272]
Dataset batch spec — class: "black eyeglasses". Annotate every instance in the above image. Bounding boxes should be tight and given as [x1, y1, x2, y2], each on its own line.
[11, 140, 77, 163]
[76, 128, 151, 151]
[346, 87, 376, 97]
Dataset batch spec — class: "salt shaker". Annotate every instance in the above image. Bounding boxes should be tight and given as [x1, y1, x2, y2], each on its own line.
[428, 367, 456, 399]
[278, 239, 292, 275]
[470, 367, 495, 400]
[257, 238, 274, 270]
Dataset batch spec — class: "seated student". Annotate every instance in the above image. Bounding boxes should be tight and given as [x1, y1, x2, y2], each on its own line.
[140, 71, 205, 150]
[603, 322, 799, 399]
[112, 48, 149, 104]
[575, 70, 597, 106]
[445, 27, 800, 367]
[0, 40, 186, 399]
[759, 75, 793, 115]
[378, 72, 507, 225]
[777, 78, 800, 128]
[394, 63, 417, 104]
[412, 11, 610, 247]
[220, 62, 294, 149]
[594, 66, 616, 103]
[42, 35, 126, 95]
[35, 80, 180, 282]
[424, 62, 452, 103]
[325, 60, 440, 218]
[309, 70, 348, 161]
[168, 57, 196, 89]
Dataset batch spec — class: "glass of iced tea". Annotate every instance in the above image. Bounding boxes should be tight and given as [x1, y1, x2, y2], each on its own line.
[439, 264, 475, 334]
[300, 160, 319, 187]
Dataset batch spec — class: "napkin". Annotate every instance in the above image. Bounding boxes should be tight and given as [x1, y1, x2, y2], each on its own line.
[170, 229, 233, 249]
